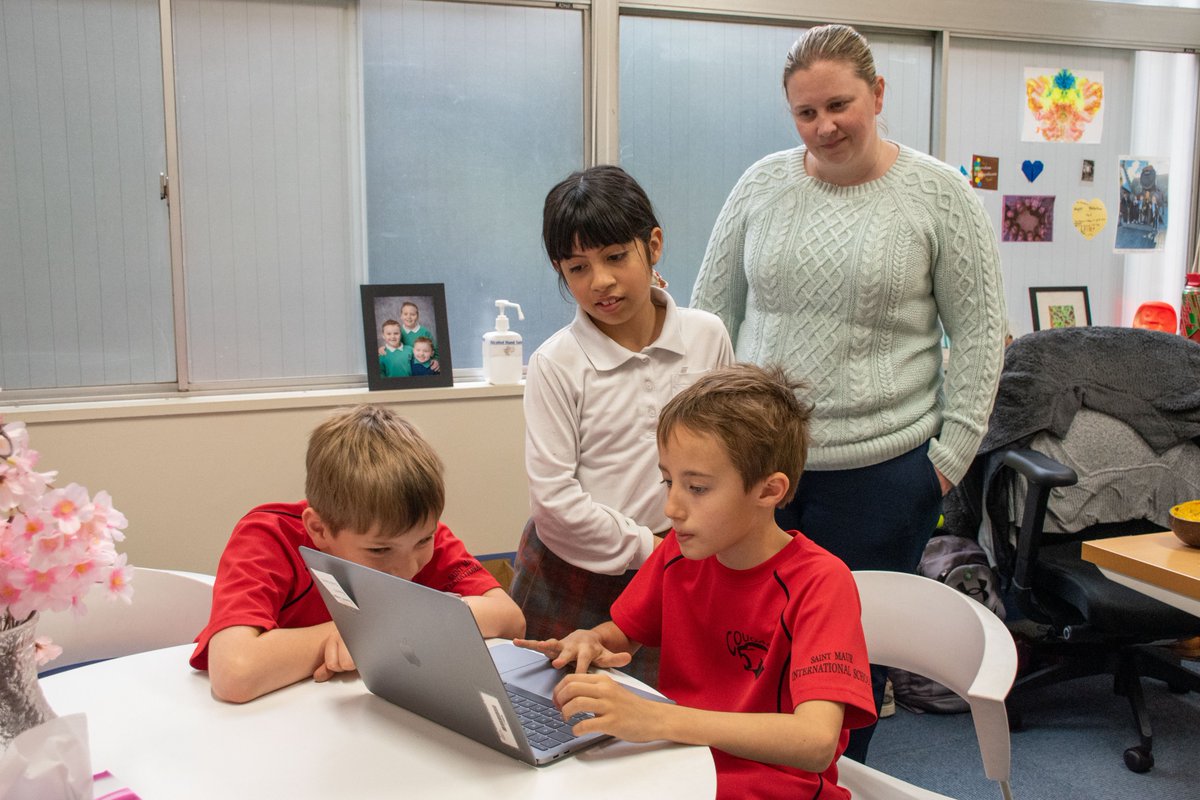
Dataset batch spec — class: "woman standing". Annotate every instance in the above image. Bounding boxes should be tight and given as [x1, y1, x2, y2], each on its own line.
[691, 24, 1006, 759]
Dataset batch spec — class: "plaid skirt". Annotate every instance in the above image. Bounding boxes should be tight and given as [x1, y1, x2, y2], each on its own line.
[511, 519, 659, 688]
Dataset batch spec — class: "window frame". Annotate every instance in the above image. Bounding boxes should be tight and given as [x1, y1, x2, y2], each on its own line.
[1, 0, 1197, 406]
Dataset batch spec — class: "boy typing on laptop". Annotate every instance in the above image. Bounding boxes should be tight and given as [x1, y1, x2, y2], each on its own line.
[191, 405, 525, 703]
[517, 365, 876, 799]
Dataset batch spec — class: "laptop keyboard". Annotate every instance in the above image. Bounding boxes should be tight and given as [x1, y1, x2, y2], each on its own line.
[504, 684, 594, 751]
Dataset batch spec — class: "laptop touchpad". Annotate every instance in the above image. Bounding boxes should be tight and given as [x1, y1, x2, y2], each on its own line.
[492, 642, 566, 696]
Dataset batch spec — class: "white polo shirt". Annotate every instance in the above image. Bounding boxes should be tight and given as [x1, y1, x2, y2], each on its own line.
[524, 288, 734, 575]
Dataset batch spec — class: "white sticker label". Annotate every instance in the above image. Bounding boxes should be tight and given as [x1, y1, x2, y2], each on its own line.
[311, 568, 359, 610]
[479, 691, 519, 749]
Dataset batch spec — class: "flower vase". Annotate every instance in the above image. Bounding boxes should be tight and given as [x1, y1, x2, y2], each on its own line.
[0, 613, 57, 752]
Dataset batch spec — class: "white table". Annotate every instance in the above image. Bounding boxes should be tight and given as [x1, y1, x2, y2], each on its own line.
[39, 644, 716, 799]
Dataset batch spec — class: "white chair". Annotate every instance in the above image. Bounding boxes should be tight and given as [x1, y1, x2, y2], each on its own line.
[838, 570, 1017, 800]
[36, 567, 215, 674]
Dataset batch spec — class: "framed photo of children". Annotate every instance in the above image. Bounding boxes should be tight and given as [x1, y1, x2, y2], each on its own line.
[1028, 286, 1092, 331]
[360, 283, 453, 390]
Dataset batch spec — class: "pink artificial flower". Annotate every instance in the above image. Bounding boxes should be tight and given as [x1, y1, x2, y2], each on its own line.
[0, 518, 14, 558]
[45, 484, 93, 536]
[15, 564, 75, 615]
[0, 422, 57, 513]
[33, 635, 63, 667]
[90, 491, 128, 541]
[17, 511, 47, 540]
[33, 527, 65, 557]
[70, 557, 101, 581]
[1, 419, 132, 627]
[105, 553, 134, 603]
[0, 581, 21, 611]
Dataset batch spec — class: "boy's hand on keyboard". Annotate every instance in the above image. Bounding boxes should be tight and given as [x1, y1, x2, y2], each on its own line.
[514, 630, 632, 674]
[553, 673, 661, 742]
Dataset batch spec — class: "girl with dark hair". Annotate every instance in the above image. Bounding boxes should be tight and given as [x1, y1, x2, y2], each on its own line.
[511, 165, 733, 685]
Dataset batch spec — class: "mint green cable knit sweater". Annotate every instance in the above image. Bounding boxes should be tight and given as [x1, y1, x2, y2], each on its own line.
[692, 144, 1006, 485]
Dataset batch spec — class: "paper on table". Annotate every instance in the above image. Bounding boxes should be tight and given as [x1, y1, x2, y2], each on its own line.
[0, 713, 92, 800]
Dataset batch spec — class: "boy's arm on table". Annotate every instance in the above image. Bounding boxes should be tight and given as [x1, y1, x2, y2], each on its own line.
[556, 676, 845, 772]
[461, 587, 526, 639]
[207, 622, 353, 704]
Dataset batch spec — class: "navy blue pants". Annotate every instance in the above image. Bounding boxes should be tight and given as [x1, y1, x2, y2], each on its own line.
[776, 442, 944, 763]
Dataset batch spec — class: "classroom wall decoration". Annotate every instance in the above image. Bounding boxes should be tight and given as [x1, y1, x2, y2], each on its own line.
[1029, 286, 1092, 330]
[1115, 156, 1169, 252]
[1023, 67, 1105, 143]
[971, 155, 999, 190]
[1071, 199, 1107, 240]
[1020, 159, 1044, 183]
[949, 39, 1137, 331]
[1002, 195, 1055, 242]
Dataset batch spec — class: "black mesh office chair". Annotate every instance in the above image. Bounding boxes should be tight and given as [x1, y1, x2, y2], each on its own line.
[970, 326, 1200, 773]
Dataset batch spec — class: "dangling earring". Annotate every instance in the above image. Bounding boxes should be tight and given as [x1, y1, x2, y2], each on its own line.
[652, 269, 668, 290]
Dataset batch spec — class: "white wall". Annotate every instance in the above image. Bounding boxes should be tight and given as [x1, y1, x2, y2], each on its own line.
[8, 385, 528, 574]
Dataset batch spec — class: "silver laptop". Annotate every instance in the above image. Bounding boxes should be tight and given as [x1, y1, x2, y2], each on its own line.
[299, 546, 661, 766]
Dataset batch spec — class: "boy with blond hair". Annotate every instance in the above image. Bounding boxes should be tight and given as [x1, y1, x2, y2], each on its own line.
[399, 301, 436, 352]
[378, 319, 413, 378]
[192, 405, 524, 703]
[410, 336, 438, 376]
[517, 364, 875, 800]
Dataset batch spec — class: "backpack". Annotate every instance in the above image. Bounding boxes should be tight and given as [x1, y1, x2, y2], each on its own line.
[889, 534, 1006, 714]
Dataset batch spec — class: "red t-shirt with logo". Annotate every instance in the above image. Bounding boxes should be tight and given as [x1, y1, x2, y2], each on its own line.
[611, 530, 876, 800]
[190, 501, 498, 669]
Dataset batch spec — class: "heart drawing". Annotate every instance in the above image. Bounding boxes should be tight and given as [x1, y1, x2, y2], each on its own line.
[1071, 199, 1107, 240]
[1021, 160, 1044, 183]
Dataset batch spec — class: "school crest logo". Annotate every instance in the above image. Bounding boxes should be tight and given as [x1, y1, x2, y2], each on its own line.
[726, 630, 769, 678]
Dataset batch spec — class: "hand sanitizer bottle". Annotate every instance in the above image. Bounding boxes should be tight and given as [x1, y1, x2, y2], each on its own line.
[482, 300, 524, 384]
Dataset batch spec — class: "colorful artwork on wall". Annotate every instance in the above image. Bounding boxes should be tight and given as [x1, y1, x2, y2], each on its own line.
[1071, 199, 1107, 240]
[1029, 286, 1092, 331]
[1022, 67, 1104, 144]
[1002, 195, 1055, 243]
[971, 155, 999, 190]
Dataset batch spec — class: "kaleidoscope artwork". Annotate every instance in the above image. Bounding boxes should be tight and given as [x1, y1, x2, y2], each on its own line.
[1022, 67, 1104, 144]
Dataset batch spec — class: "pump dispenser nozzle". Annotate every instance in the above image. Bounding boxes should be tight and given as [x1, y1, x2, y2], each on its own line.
[494, 300, 524, 332]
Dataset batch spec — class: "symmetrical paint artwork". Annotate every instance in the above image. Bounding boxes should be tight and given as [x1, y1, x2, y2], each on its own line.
[1022, 67, 1104, 144]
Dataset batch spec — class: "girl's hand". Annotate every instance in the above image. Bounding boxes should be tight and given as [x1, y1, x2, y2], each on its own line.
[553, 673, 663, 742]
[514, 630, 632, 674]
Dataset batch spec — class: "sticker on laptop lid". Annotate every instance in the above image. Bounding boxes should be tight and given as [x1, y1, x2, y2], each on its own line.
[479, 691, 519, 749]
[310, 568, 359, 611]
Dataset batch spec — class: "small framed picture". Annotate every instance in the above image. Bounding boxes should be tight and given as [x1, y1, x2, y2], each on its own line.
[360, 283, 453, 390]
[1028, 286, 1092, 331]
